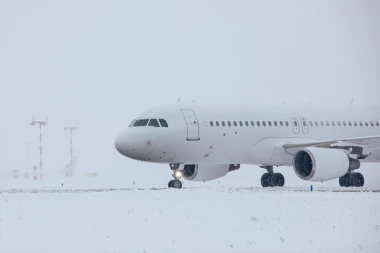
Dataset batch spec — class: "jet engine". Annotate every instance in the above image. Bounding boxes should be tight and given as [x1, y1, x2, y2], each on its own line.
[293, 147, 360, 181]
[181, 164, 239, 181]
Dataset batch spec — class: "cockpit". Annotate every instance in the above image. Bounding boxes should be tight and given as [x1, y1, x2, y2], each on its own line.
[129, 119, 169, 128]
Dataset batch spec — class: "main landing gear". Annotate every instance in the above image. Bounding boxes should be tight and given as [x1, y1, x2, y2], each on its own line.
[168, 164, 182, 189]
[260, 166, 285, 187]
[339, 172, 364, 187]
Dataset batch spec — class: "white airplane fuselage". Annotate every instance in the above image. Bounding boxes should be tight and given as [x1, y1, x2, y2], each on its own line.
[115, 103, 380, 167]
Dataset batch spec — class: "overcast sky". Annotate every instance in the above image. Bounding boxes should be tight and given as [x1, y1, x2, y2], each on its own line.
[0, 0, 379, 186]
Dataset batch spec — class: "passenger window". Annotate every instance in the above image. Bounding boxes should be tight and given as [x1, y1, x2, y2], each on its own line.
[332, 121, 335, 126]
[245, 121, 249, 127]
[233, 121, 237, 127]
[148, 119, 160, 127]
[348, 121, 352, 126]
[159, 119, 168, 127]
[343, 121, 346, 126]
[216, 121, 220, 127]
[210, 121, 214, 127]
[134, 119, 149, 127]
[377, 122, 379, 127]
[315, 121, 318, 127]
[268, 121, 272, 127]
[285, 121, 289, 127]
[251, 121, 254, 127]
[239, 121, 243, 127]
[303, 121, 306, 127]
[326, 121, 330, 126]
[370, 122, 374, 126]
[321, 121, 324, 127]
[365, 122, 368, 126]
[337, 121, 341, 126]
[257, 121, 260, 127]
[309, 121, 313, 127]
[274, 121, 277, 127]
[294, 121, 298, 127]
[228, 121, 231, 127]
[280, 121, 283, 127]
[359, 122, 363, 127]
[222, 121, 225, 127]
[354, 122, 357, 127]
[262, 121, 266, 127]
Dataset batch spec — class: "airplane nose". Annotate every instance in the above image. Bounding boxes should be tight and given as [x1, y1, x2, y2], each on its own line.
[114, 134, 127, 156]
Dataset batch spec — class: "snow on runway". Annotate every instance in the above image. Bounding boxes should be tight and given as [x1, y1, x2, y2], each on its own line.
[1, 187, 380, 253]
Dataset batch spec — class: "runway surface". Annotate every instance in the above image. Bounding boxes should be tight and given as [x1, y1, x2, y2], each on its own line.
[1, 186, 380, 194]
[1, 186, 380, 253]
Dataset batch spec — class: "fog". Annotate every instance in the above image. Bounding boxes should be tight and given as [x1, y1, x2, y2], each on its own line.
[0, 0, 379, 187]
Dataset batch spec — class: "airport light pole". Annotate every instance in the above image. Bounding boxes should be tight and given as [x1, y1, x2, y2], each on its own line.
[30, 116, 48, 180]
[63, 123, 78, 169]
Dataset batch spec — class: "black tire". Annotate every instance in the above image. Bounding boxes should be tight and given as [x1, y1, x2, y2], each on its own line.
[271, 173, 284, 187]
[172, 180, 182, 189]
[339, 176, 344, 187]
[342, 173, 351, 187]
[275, 173, 285, 187]
[168, 180, 174, 188]
[356, 173, 364, 187]
[261, 173, 271, 187]
[351, 173, 365, 187]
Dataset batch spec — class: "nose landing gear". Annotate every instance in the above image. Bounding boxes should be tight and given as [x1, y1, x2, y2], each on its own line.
[168, 164, 182, 189]
[260, 166, 285, 187]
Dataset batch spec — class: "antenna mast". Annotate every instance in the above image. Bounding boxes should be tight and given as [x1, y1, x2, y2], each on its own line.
[64, 123, 78, 177]
[30, 116, 48, 180]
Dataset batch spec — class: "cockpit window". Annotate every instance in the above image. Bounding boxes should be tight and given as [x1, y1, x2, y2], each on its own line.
[159, 119, 168, 127]
[148, 119, 160, 127]
[129, 120, 136, 127]
[133, 119, 149, 127]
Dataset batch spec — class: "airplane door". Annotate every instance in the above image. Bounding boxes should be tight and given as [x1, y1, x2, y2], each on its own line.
[300, 117, 309, 134]
[291, 117, 300, 134]
[181, 109, 200, 141]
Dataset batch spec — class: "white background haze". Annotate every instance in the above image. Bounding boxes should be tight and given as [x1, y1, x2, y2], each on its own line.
[0, 0, 379, 187]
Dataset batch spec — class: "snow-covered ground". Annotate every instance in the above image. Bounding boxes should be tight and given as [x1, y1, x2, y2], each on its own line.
[1, 184, 379, 253]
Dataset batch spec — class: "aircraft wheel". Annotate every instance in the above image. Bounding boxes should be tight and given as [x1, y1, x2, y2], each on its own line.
[168, 180, 174, 188]
[172, 180, 182, 189]
[271, 173, 285, 187]
[341, 173, 351, 187]
[339, 176, 344, 187]
[261, 173, 272, 187]
[350, 172, 364, 187]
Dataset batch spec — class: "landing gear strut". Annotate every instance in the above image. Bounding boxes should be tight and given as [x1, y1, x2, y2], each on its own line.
[260, 166, 285, 187]
[168, 164, 182, 189]
[339, 172, 364, 187]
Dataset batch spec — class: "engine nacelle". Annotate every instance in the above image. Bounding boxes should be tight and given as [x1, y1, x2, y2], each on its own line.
[293, 147, 360, 182]
[182, 164, 237, 181]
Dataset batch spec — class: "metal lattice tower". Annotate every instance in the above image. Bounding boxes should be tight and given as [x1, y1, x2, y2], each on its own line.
[30, 116, 48, 180]
[63, 123, 78, 169]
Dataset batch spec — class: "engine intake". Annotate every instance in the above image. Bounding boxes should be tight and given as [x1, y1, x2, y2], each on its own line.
[293, 147, 359, 181]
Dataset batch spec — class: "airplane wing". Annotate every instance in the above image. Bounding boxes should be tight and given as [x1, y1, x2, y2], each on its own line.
[283, 135, 380, 149]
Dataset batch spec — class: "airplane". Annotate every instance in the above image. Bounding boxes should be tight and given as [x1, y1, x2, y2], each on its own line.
[115, 103, 380, 189]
